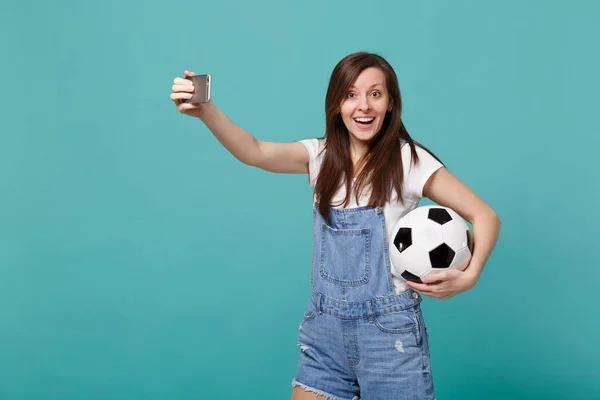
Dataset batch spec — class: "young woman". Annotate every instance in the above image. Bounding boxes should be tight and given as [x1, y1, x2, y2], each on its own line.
[170, 52, 501, 400]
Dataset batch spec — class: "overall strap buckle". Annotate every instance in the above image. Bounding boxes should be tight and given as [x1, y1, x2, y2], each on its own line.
[365, 300, 376, 322]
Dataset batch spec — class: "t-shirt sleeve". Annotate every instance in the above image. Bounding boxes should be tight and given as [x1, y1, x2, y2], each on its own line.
[299, 138, 325, 187]
[401, 143, 444, 201]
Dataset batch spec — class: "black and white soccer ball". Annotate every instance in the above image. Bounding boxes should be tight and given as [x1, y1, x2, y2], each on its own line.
[389, 206, 473, 283]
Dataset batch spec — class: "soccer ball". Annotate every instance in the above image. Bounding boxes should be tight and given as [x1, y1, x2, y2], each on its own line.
[389, 206, 473, 283]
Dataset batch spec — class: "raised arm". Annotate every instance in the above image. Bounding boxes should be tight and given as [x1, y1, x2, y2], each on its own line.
[171, 71, 309, 174]
[198, 102, 309, 173]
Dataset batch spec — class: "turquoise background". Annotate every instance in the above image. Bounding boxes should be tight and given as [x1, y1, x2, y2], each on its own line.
[2, 0, 599, 399]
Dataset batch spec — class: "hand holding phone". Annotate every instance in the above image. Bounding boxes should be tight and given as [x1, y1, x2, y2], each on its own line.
[183, 74, 211, 104]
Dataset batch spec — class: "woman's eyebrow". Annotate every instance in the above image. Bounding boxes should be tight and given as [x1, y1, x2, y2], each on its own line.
[349, 83, 384, 89]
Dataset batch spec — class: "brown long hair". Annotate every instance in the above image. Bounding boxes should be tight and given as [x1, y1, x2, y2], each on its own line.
[315, 52, 443, 222]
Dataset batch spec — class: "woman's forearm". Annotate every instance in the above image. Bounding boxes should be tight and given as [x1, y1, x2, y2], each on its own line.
[198, 102, 261, 166]
[465, 210, 501, 279]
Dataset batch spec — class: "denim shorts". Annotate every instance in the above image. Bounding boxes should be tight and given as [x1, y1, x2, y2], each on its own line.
[292, 289, 435, 400]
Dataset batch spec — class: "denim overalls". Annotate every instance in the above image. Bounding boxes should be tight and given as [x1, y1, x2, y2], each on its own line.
[292, 205, 435, 400]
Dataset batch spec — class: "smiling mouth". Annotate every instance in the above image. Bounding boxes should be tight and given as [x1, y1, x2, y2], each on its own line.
[354, 117, 375, 126]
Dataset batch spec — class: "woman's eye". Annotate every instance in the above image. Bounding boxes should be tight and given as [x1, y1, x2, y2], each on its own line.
[347, 92, 355, 98]
[371, 91, 381, 97]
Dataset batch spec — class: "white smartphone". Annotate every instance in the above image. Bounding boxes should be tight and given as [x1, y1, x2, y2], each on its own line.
[183, 74, 211, 104]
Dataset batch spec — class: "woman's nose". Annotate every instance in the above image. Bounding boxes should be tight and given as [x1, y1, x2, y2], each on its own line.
[358, 97, 372, 111]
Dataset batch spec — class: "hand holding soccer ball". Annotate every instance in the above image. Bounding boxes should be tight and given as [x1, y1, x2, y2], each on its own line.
[389, 206, 478, 300]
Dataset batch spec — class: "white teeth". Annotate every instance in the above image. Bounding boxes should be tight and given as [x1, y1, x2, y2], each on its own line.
[354, 117, 375, 123]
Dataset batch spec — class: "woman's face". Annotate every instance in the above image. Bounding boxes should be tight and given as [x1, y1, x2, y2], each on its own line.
[340, 67, 392, 146]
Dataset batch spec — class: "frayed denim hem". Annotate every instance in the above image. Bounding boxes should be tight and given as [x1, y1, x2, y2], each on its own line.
[291, 379, 359, 400]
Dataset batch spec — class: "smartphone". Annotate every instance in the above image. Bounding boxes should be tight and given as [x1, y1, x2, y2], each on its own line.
[183, 74, 211, 104]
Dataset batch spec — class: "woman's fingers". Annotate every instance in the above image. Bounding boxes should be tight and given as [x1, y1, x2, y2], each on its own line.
[171, 71, 206, 117]
[412, 289, 443, 299]
[407, 281, 446, 299]
[170, 91, 193, 101]
[172, 83, 195, 92]
[171, 76, 195, 106]
[177, 103, 199, 115]
[177, 102, 196, 112]
[174, 77, 193, 85]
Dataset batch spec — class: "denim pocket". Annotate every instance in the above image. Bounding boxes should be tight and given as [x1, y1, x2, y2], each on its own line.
[320, 224, 370, 286]
[373, 307, 422, 347]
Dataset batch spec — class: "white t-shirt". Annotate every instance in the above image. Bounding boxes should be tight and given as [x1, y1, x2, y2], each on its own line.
[299, 138, 444, 294]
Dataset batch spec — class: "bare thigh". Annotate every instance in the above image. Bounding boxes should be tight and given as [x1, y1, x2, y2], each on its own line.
[291, 387, 332, 400]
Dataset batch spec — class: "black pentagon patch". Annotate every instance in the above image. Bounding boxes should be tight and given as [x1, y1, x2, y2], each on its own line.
[393, 228, 412, 253]
[429, 243, 455, 268]
[401, 270, 422, 283]
[428, 208, 452, 225]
